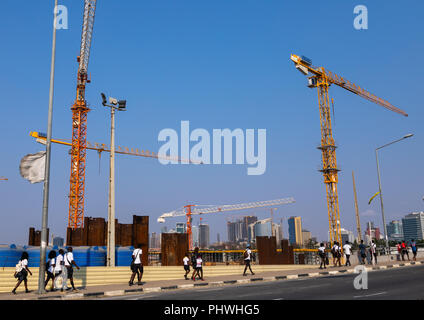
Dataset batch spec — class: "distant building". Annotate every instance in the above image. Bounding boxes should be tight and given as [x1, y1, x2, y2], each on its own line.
[302, 230, 312, 246]
[364, 222, 381, 244]
[254, 218, 272, 238]
[176, 223, 186, 234]
[227, 216, 257, 243]
[241, 216, 257, 241]
[387, 220, 403, 242]
[288, 216, 303, 246]
[53, 237, 64, 247]
[402, 212, 424, 241]
[340, 228, 355, 244]
[192, 225, 199, 247]
[199, 224, 210, 248]
[150, 232, 160, 249]
[227, 221, 237, 243]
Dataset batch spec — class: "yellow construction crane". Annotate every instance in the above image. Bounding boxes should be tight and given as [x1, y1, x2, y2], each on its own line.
[290, 54, 407, 248]
[30, 131, 197, 163]
[0, 177, 7, 181]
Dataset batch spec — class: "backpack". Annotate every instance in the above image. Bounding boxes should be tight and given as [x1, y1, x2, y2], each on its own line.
[243, 250, 249, 259]
[15, 261, 23, 273]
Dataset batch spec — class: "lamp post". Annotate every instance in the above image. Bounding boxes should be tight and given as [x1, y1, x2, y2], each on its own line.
[101, 93, 126, 267]
[38, 0, 58, 294]
[375, 133, 413, 257]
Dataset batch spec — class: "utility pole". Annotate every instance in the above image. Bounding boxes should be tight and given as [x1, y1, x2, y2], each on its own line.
[352, 171, 362, 243]
[39, 0, 58, 294]
[101, 93, 126, 267]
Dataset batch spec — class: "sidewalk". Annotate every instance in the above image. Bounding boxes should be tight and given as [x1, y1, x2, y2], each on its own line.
[2, 258, 423, 300]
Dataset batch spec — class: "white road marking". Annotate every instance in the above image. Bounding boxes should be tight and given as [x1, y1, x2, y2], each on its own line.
[353, 291, 387, 299]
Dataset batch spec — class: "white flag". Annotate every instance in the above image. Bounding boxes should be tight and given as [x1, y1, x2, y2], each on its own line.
[19, 151, 46, 184]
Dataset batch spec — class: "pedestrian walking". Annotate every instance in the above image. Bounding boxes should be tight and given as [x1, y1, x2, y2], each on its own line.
[193, 253, 204, 281]
[183, 252, 190, 280]
[397, 242, 402, 261]
[358, 240, 367, 265]
[401, 240, 410, 261]
[54, 249, 66, 291]
[12, 251, 32, 294]
[333, 242, 342, 267]
[243, 245, 255, 276]
[410, 239, 418, 261]
[343, 241, 352, 266]
[191, 247, 200, 281]
[370, 240, 377, 265]
[64, 247, 80, 291]
[318, 243, 327, 269]
[44, 250, 56, 291]
[331, 243, 337, 265]
[129, 244, 143, 286]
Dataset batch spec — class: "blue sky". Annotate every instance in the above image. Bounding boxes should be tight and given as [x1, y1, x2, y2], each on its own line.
[0, 0, 423, 245]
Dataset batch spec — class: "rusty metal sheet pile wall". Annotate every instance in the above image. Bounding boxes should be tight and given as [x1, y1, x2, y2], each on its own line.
[28, 228, 49, 246]
[256, 237, 294, 264]
[161, 233, 188, 266]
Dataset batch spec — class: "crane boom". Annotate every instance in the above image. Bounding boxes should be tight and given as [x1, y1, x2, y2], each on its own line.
[158, 197, 296, 249]
[158, 197, 295, 221]
[30, 131, 198, 164]
[290, 54, 408, 117]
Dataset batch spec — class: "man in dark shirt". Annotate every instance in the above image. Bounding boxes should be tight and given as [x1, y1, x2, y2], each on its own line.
[358, 240, 367, 265]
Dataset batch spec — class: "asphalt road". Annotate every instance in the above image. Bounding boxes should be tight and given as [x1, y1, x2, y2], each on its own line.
[102, 265, 424, 300]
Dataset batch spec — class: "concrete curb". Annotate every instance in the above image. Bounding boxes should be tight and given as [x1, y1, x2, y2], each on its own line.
[41, 260, 424, 300]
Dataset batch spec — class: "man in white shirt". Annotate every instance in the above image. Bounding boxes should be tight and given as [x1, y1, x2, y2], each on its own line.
[54, 249, 66, 291]
[343, 241, 352, 266]
[243, 245, 255, 276]
[64, 247, 80, 291]
[129, 244, 143, 286]
[183, 253, 190, 280]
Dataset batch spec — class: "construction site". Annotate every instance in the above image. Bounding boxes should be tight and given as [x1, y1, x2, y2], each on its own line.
[1, 1, 422, 301]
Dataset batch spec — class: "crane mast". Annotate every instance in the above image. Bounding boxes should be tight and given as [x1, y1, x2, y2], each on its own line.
[290, 54, 407, 249]
[68, 0, 97, 229]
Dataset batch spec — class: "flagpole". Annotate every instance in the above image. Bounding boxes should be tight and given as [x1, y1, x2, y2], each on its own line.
[38, 0, 58, 294]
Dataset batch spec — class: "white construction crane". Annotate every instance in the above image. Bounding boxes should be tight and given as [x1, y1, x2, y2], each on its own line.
[158, 197, 296, 249]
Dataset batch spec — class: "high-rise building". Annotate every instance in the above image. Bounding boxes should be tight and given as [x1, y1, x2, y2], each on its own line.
[176, 223, 186, 234]
[227, 221, 237, 243]
[242, 216, 257, 241]
[340, 228, 355, 244]
[402, 212, 424, 241]
[302, 230, 312, 246]
[364, 222, 381, 243]
[254, 218, 272, 237]
[192, 225, 199, 247]
[150, 232, 160, 249]
[387, 220, 403, 242]
[288, 216, 303, 246]
[199, 224, 210, 248]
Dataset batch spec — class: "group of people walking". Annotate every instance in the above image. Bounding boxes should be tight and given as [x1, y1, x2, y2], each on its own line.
[396, 239, 418, 261]
[12, 246, 79, 294]
[182, 245, 255, 280]
[318, 239, 419, 269]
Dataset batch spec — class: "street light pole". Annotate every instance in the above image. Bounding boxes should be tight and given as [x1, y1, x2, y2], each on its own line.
[375, 133, 413, 257]
[101, 94, 126, 267]
[38, 0, 58, 294]
[107, 106, 116, 267]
